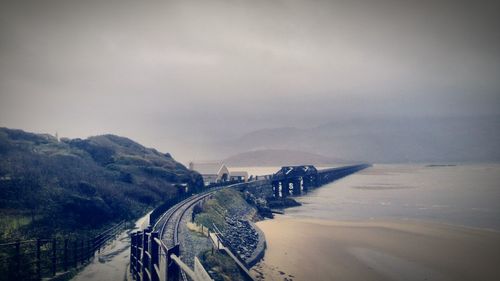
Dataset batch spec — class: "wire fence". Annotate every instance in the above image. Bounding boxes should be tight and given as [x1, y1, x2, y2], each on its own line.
[0, 220, 125, 281]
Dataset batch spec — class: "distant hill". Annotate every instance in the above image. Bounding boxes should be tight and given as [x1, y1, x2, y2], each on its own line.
[0, 128, 203, 240]
[224, 149, 351, 166]
[215, 116, 500, 163]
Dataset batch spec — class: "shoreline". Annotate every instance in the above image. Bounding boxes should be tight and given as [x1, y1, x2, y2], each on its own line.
[251, 216, 500, 281]
[271, 214, 500, 235]
[247, 221, 267, 268]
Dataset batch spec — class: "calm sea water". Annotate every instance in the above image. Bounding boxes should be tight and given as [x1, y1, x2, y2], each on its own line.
[235, 164, 500, 231]
[273, 164, 500, 231]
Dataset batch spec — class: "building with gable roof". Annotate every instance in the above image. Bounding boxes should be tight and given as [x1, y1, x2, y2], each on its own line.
[189, 162, 230, 185]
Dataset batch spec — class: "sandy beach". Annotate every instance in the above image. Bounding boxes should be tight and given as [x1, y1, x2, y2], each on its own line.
[251, 216, 500, 281]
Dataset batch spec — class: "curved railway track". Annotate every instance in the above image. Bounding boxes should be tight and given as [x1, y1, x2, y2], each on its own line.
[154, 185, 237, 243]
[154, 191, 210, 246]
[151, 185, 234, 280]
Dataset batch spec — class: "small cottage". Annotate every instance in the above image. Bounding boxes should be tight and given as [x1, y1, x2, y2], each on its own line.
[189, 162, 230, 185]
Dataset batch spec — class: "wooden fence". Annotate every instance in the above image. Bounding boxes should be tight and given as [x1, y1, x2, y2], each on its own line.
[130, 226, 215, 281]
[130, 228, 180, 281]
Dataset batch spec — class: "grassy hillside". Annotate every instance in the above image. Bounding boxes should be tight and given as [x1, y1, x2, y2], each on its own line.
[0, 128, 203, 241]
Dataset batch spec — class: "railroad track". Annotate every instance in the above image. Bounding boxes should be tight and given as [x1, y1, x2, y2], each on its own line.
[151, 185, 235, 281]
[155, 192, 207, 247]
[153, 184, 238, 248]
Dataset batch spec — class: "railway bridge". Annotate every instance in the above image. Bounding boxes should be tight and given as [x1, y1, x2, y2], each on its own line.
[271, 164, 371, 198]
[129, 164, 371, 281]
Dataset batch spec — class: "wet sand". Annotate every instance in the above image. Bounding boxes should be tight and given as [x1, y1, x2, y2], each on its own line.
[251, 216, 500, 281]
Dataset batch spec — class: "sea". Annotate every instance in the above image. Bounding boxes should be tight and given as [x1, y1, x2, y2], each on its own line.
[236, 164, 500, 231]
[241, 164, 500, 281]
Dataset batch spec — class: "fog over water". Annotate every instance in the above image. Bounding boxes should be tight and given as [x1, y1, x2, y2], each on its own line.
[1, 0, 499, 163]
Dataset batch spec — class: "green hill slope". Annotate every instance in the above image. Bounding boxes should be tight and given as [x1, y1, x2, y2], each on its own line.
[0, 128, 203, 240]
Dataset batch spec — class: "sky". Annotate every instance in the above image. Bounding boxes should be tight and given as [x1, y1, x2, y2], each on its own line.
[1, 0, 499, 162]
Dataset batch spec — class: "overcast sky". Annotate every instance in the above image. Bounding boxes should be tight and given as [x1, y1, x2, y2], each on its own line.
[1, 0, 499, 161]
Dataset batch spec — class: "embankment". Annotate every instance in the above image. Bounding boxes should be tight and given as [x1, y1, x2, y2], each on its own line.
[194, 189, 267, 268]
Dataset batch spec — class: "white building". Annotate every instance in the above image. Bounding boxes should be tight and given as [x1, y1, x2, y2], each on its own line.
[189, 162, 230, 185]
[229, 171, 249, 182]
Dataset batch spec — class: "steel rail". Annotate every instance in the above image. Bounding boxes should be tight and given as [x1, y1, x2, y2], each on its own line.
[153, 183, 243, 281]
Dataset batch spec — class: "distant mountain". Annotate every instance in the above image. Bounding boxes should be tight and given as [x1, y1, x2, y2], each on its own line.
[224, 149, 352, 166]
[0, 128, 203, 240]
[215, 116, 500, 163]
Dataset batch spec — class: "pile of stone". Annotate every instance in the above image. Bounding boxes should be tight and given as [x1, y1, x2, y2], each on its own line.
[223, 216, 259, 262]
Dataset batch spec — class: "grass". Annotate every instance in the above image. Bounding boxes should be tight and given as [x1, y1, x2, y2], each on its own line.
[194, 189, 256, 232]
[198, 250, 248, 281]
[195, 199, 229, 232]
[0, 211, 32, 241]
[0, 127, 204, 241]
[193, 189, 258, 281]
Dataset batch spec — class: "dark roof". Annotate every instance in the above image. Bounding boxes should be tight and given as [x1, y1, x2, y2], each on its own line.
[273, 165, 318, 179]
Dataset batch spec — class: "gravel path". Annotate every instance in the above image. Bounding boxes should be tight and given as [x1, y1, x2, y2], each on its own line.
[178, 203, 213, 268]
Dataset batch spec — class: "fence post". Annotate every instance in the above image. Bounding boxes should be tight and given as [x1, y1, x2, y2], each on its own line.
[150, 232, 159, 281]
[73, 240, 78, 268]
[167, 244, 180, 281]
[97, 235, 101, 254]
[82, 239, 89, 262]
[130, 233, 135, 275]
[142, 229, 150, 281]
[84, 240, 88, 262]
[210, 230, 214, 254]
[136, 233, 142, 281]
[15, 240, 20, 279]
[93, 237, 97, 257]
[64, 239, 68, 271]
[92, 236, 97, 255]
[80, 240, 84, 264]
[51, 238, 56, 276]
[36, 239, 41, 280]
[87, 239, 91, 262]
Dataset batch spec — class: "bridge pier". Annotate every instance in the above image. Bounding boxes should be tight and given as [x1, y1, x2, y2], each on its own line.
[283, 180, 292, 197]
[302, 175, 316, 191]
[296, 179, 301, 195]
[270, 164, 370, 199]
[272, 181, 280, 198]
